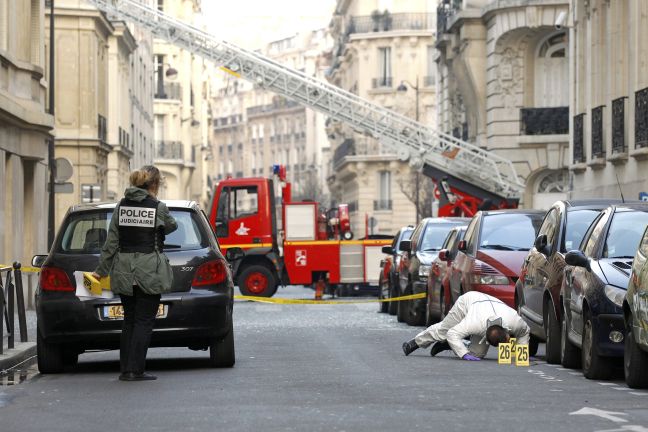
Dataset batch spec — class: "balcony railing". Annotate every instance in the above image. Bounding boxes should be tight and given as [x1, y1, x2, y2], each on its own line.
[155, 140, 183, 160]
[333, 138, 355, 167]
[346, 13, 434, 35]
[247, 99, 300, 116]
[573, 114, 585, 163]
[372, 77, 393, 89]
[374, 199, 393, 211]
[636, 87, 648, 149]
[520, 107, 569, 135]
[612, 97, 627, 153]
[591, 106, 605, 159]
[155, 82, 182, 100]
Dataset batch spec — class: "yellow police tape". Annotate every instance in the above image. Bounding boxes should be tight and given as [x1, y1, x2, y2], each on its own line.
[0, 264, 40, 273]
[233, 292, 426, 305]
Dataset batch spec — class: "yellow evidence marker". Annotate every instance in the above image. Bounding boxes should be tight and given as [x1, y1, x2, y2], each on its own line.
[515, 344, 530, 367]
[82, 272, 110, 296]
[498, 342, 512, 365]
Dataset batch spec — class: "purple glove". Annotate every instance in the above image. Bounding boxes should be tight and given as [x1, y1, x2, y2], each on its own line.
[462, 353, 481, 361]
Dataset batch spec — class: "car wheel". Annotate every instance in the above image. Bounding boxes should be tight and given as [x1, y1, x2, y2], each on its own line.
[582, 311, 613, 380]
[560, 309, 581, 369]
[397, 287, 408, 323]
[37, 330, 64, 374]
[378, 275, 389, 313]
[545, 302, 562, 364]
[405, 287, 425, 326]
[529, 336, 539, 357]
[238, 265, 277, 297]
[209, 316, 235, 368]
[388, 283, 398, 316]
[624, 324, 648, 389]
[63, 349, 79, 368]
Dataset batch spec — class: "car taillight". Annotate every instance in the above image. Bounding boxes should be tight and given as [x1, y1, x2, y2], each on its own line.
[192, 259, 227, 287]
[40, 267, 74, 292]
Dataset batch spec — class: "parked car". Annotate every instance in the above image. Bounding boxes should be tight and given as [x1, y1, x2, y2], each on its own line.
[516, 199, 618, 364]
[33, 200, 239, 373]
[561, 204, 648, 379]
[425, 225, 467, 326]
[378, 226, 414, 315]
[624, 225, 648, 388]
[449, 209, 544, 313]
[398, 217, 470, 326]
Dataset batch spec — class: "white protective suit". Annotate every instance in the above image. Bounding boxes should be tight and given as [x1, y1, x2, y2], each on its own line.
[414, 291, 530, 358]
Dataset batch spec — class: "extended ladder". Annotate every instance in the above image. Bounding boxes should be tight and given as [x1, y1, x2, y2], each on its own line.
[88, 0, 524, 199]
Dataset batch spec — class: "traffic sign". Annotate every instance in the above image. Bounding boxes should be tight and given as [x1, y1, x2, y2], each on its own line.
[639, 192, 648, 202]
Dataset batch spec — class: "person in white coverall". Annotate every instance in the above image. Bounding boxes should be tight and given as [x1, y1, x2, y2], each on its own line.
[402, 291, 530, 360]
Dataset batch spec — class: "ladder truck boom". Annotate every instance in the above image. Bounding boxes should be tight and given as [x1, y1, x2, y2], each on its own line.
[87, 0, 524, 203]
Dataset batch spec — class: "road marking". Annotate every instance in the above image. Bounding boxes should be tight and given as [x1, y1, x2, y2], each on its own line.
[570, 407, 628, 423]
[612, 387, 631, 391]
[557, 368, 570, 371]
[630, 392, 648, 396]
[569, 372, 581, 375]
[598, 383, 617, 386]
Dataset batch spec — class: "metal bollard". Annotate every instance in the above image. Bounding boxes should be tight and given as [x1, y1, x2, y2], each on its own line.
[13, 263, 28, 343]
[0, 270, 4, 355]
[7, 269, 14, 350]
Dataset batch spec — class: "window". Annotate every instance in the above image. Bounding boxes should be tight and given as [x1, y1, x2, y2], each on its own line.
[463, 218, 479, 255]
[420, 223, 462, 252]
[378, 47, 392, 83]
[537, 209, 560, 250]
[157, 0, 164, 11]
[163, 210, 209, 251]
[639, 227, 648, 257]
[154, 115, 165, 141]
[379, 170, 391, 200]
[583, 211, 610, 256]
[220, 186, 259, 220]
[479, 213, 543, 251]
[603, 211, 648, 259]
[564, 209, 600, 252]
[58, 211, 110, 253]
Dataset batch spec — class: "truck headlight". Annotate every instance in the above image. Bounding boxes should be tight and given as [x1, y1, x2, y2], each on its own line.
[419, 265, 431, 278]
[604, 285, 626, 308]
[471, 274, 509, 285]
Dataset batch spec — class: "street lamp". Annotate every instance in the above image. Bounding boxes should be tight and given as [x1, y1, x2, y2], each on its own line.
[397, 76, 421, 223]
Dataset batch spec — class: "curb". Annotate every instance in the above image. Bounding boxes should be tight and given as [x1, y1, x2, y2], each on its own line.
[0, 342, 37, 371]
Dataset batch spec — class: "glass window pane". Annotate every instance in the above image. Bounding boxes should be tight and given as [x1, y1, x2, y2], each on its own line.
[603, 211, 648, 258]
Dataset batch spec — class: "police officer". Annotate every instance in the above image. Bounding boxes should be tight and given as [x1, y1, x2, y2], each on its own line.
[402, 291, 530, 360]
[93, 165, 177, 381]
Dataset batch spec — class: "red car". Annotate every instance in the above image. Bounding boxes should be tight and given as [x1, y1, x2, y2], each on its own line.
[426, 225, 467, 325]
[449, 210, 545, 308]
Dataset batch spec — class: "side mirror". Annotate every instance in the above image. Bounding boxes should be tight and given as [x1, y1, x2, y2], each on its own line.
[31, 255, 47, 268]
[457, 240, 467, 252]
[225, 247, 245, 262]
[565, 250, 590, 271]
[438, 249, 449, 262]
[382, 246, 393, 255]
[399, 239, 411, 252]
[534, 234, 549, 255]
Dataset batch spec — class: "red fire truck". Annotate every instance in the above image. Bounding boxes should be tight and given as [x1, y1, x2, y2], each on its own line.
[207, 166, 392, 297]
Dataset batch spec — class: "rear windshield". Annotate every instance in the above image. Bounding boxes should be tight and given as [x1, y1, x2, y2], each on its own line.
[479, 213, 543, 251]
[564, 209, 600, 251]
[420, 223, 463, 252]
[57, 208, 208, 253]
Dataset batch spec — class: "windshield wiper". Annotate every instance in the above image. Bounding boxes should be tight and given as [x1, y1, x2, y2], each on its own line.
[608, 256, 634, 259]
[163, 244, 182, 249]
[480, 244, 525, 251]
[422, 248, 440, 252]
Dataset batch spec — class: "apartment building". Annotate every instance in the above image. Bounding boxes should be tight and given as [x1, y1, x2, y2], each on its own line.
[326, 0, 436, 234]
[568, 0, 648, 200]
[0, 0, 54, 264]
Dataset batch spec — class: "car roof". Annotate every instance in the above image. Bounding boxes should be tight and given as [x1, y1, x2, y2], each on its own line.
[68, 200, 198, 212]
[421, 217, 471, 224]
[481, 209, 545, 216]
[611, 203, 648, 213]
[563, 199, 624, 211]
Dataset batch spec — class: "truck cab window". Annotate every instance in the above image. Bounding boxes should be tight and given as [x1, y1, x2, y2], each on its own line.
[230, 186, 258, 219]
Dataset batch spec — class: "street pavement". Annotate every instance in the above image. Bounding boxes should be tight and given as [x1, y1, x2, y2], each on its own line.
[0, 285, 647, 432]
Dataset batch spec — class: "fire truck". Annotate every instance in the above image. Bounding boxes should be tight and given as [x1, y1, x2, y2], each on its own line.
[207, 165, 391, 297]
[88, 0, 527, 292]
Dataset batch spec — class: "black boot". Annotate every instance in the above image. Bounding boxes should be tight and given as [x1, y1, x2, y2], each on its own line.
[430, 340, 451, 357]
[402, 339, 419, 356]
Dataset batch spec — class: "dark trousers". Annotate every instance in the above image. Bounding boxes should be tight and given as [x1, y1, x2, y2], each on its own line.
[119, 287, 161, 374]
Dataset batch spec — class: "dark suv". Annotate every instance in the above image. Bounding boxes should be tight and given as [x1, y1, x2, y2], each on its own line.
[34, 200, 237, 373]
[398, 217, 469, 326]
[516, 200, 618, 364]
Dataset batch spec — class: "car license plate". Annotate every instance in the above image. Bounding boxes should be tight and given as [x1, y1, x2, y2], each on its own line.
[104, 304, 167, 320]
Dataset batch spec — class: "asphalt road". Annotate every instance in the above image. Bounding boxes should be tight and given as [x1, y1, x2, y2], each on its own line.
[0, 285, 647, 432]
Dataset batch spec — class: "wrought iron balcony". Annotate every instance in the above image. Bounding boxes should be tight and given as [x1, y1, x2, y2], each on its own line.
[520, 107, 569, 135]
[372, 77, 393, 89]
[346, 13, 434, 35]
[573, 114, 585, 164]
[591, 106, 605, 159]
[333, 138, 355, 167]
[155, 82, 181, 100]
[155, 140, 183, 160]
[636, 87, 648, 149]
[612, 97, 627, 154]
[374, 199, 393, 211]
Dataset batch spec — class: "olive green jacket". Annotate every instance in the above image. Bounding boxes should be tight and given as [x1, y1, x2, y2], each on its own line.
[95, 187, 178, 296]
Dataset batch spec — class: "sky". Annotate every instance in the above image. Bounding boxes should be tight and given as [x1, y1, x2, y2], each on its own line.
[203, 0, 337, 50]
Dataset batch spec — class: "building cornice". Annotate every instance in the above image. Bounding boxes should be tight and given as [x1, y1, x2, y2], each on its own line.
[0, 93, 54, 134]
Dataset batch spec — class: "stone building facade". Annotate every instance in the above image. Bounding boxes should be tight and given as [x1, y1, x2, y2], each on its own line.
[210, 29, 333, 203]
[326, 0, 436, 234]
[153, 0, 214, 204]
[436, 0, 570, 209]
[0, 0, 54, 264]
[568, 0, 648, 200]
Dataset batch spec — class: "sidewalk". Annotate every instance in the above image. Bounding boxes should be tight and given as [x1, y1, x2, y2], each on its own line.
[0, 310, 37, 371]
